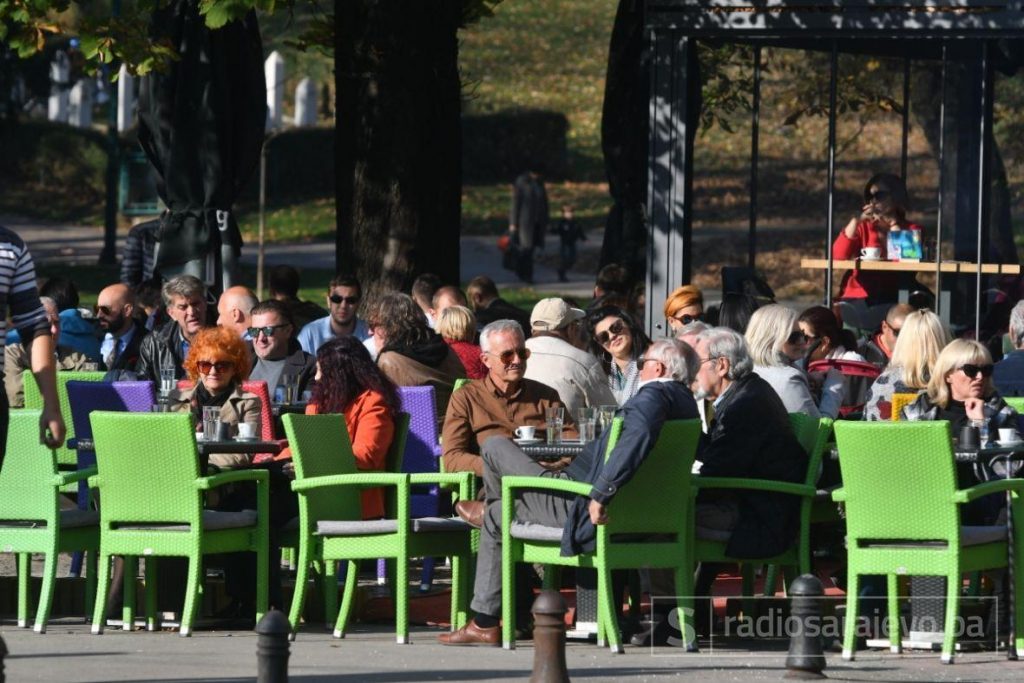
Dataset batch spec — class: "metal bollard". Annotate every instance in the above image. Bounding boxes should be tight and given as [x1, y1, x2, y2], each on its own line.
[256, 609, 291, 683]
[0, 632, 7, 683]
[530, 589, 570, 683]
[785, 574, 827, 679]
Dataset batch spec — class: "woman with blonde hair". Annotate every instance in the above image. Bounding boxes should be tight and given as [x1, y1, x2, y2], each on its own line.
[745, 304, 820, 417]
[663, 284, 703, 332]
[436, 305, 486, 379]
[863, 309, 950, 420]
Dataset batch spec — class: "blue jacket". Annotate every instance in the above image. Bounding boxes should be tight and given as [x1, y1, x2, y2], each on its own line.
[560, 380, 699, 556]
[994, 350, 1024, 397]
[58, 309, 101, 362]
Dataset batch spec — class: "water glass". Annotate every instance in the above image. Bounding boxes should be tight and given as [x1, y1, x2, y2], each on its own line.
[970, 418, 989, 445]
[577, 407, 597, 444]
[159, 368, 176, 397]
[81, 361, 99, 372]
[202, 406, 222, 441]
[545, 406, 564, 445]
[598, 404, 617, 435]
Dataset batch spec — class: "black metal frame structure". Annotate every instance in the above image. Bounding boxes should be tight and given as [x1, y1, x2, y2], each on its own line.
[644, 0, 1024, 337]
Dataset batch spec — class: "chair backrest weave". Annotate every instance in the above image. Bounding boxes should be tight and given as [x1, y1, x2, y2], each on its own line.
[282, 413, 362, 523]
[833, 420, 959, 544]
[240, 379, 275, 440]
[90, 411, 202, 525]
[67, 381, 156, 441]
[397, 386, 441, 473]
[789, 413, 833, 487]
[604, 418, 702, 536]
[0, 411, 59, 523]
[24, 370, 106, 460]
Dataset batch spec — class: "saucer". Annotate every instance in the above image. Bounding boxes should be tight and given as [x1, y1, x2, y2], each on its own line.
[859, 256, 884, 262]
[513, 438, 543, 446]
[234, 436, 259, 442]
[996, 439, 1023, 447]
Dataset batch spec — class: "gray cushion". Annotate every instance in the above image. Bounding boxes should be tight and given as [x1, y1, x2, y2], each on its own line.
[509, 521, 563, 542]
[412, 516, 473, 533]
[695, 526, 732, 542]
[316, 519, 398, 536]
[118, 509, 258, 532]
[60, 509, 99, 529]
[962, 525, 1007, 547]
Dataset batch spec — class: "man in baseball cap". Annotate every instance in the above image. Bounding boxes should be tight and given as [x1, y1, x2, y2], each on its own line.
[524, 298, 616, 415]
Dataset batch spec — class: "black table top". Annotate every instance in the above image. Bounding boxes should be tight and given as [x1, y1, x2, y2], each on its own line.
[69, 437, 281, 456]
[519, 440, 588, 461]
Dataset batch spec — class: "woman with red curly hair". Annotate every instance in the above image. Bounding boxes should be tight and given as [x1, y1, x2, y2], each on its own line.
[169, 326, 261, 470]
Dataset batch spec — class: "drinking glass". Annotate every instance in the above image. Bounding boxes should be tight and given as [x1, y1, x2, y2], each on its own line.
[282, 373, 298, 404]
[598, 405, 617, 435]
[577, 407, 597, 444]
[159, 368, 176, 397]
[202, 406, 222, 442]
[970, 418, 989, 446]
[81, 361, 99, 372]
[545, 406, 564, 445]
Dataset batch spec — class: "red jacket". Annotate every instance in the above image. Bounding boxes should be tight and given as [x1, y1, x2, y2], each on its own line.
[832, 220, 922, 300]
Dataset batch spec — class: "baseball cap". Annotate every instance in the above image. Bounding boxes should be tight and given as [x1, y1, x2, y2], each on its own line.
[531, 298, 585, 331]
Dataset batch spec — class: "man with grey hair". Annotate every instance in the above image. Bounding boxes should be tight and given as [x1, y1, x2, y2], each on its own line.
[441, 335, 700, 646]
[994, 300, 1024, 396]
[441, 319, 573, 478]
[136, 274, 210, 382]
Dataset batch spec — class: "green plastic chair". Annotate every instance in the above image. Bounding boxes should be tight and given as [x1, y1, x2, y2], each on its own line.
[452, 378, 472, 392]
[282, 412, 475, 643]
[694, 414, 833, 602]
[501, 418, 703, 652]
[23, 370, 106, 476]
[1003, 396, 1024, 413]
[0, 410, 99, 632]
[88, 411, 269, 636]
[832, 420, 1024, 663]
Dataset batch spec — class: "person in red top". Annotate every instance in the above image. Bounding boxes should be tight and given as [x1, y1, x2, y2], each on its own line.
[436, 305, 487, 379]
[306, 335, 399, 519]
[832, 173, 922, 303]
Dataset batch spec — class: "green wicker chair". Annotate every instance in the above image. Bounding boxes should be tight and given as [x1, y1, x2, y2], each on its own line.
[694, 414, 833, 603]
[1003, 396, 1024, 414]
[88, 411, 269, 636]
[23, 369, 106, 478]
[832, 420, 1024, 663]
[0, 410, 99, 632]
[501, 418, 703, 652]
[452, 378, 472, 392]
[282, 412, 474, 643]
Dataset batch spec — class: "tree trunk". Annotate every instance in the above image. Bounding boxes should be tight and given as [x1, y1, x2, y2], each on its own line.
[334, 0, 462, 298]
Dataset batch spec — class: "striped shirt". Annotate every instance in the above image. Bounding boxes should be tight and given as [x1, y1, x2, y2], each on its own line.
[0, 226, 50, 375]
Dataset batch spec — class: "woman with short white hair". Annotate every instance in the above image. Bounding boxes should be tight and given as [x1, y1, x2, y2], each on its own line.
[744, 304, 820, 417]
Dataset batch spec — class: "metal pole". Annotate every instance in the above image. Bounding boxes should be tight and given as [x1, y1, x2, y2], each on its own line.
[900, 58, 911, 182]
[748, 46, 762, 270]
[529, 590, 570, 682]
[935, 45, 948, 318]
[257, 139, 268, 299]
[976, 42, 991, 339]
[98, 0, 122, 265]
[825, 42, 839, 307]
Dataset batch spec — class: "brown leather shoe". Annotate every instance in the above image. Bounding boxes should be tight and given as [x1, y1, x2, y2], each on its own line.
[454, 500, 485, 529]
[438, 618, 500, 646]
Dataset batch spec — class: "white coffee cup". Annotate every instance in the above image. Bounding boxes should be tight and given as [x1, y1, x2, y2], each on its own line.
[998, 427, 1019, 444]
[860, 247, 881, 260]
[237, 423, 256, 440]
[514, 425, 536, 440]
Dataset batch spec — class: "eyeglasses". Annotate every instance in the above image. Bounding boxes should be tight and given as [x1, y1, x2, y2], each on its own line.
[787, 330, 807, 345]
[637, 357, 663, 367]
[959, 364, 994, 379]
[595, 320, 627, 346]
[891, 327, 901, 338]
[196, 360, 235, 374]
[673, 312, 703, 326]
[488, 347, 530, 365]
[868, 190, 891, 201]
[248, 324, 290, 338]
[95, 305, 115, 316]
[698, 356, 719, 366]
[329, 294, 360, 305]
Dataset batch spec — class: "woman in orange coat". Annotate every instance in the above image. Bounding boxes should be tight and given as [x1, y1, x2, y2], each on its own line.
[307, 336, 399, 519]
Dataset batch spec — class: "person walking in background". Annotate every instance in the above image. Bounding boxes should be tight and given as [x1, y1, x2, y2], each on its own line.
[120, 216, 160, 287]
[509, 169, 548, 284]
[553, 204, 585, 282]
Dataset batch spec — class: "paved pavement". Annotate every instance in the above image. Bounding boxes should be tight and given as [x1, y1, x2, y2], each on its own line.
[2, 618, 1023, 682]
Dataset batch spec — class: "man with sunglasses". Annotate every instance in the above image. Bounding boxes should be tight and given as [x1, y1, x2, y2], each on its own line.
[297, 273, 371, 355]
[441, 319, 574, 480]
[858, 303, 912, 368]
[248, 300, 316, 402]
[96, 283, 149, 375]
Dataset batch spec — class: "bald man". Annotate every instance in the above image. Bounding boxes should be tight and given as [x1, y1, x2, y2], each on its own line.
[97, 283, 150, 374]
[217, 286, 259, 339]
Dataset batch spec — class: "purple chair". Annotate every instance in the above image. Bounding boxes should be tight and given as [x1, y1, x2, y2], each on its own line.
[67, 381, 156, 575]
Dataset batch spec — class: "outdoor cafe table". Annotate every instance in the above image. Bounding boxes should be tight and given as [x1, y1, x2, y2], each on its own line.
[69, 437, 282, 474]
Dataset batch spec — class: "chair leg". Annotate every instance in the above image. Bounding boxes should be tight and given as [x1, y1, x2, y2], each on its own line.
[145, 558, 160, 631]
[502, 549, 516, 650]
[179, 554, 202, 637]
[675, 565, 698, 652]
[941, 572, 959, 664]
[886, 574, 901, 653]
[421, 556, 436, 592]
[322, 559, 339, 628]
[17, 553, 30, 628]
[91, 553, 112, 635]
[288, 543, 312, 637]
[376, 557, 387, 585]
[333, 560, 359, 638]
[33, 548, 58, 633]
[84, 548, 98, 625]
[122, 556, 137, 631]
[450, 552, 469, 630]
[395, 554, 409, 644]
[598, 564, 623, 653]
[842, 572, 860, 661]
[740, 563, 757, 621]
[255, 542, 269, 625]
[763, 564, 779, 597]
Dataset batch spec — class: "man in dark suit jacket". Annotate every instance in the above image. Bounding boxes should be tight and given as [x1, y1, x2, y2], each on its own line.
[439, 338, 700, 645]
[96, 284, 150, 374]
[466, 275, 532, 337]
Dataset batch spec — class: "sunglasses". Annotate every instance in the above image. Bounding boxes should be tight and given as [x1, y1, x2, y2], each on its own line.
[488, 347, 530, 365]
[868, 190, 891, 201]
[95, 305, 116, 316]
[197, 360, 235, 374]
[329, 294, 360, 305]
[248, 324, 290, 338]
[595, 320, 627, 346]
[673, 312, 703, 326]
[959, 364, 994, 379]
[787, 330, 807, 345]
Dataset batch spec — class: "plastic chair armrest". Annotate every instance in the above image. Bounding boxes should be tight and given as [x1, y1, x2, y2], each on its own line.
[953, 478, 1024, 503]
[197, 468, 269, 490]
[55, 465, 98, 487]
[410, 472, 473, 499]
[696, 476, 815, 498]
[501, 475, 592, 499]
[291, 472, 409, 492]
[831, 487, 847, 503]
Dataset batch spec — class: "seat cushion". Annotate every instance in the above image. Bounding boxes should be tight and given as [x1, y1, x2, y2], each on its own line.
[316, 519, 398, 536]
[695, 526, 732, 542]
[509, 521, 563, 542]
[962, 525, 1007, 547]
[60, 509, 99, 529]
[118, 509, 258, 532]
[411, 516, 473, 533]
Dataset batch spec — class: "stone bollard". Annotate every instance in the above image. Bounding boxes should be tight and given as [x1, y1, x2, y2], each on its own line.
[530, 590, 570, 683]
[256, 610, 291, 683]
[785, 574, 827, 679]
[0, 632, 7, 683]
